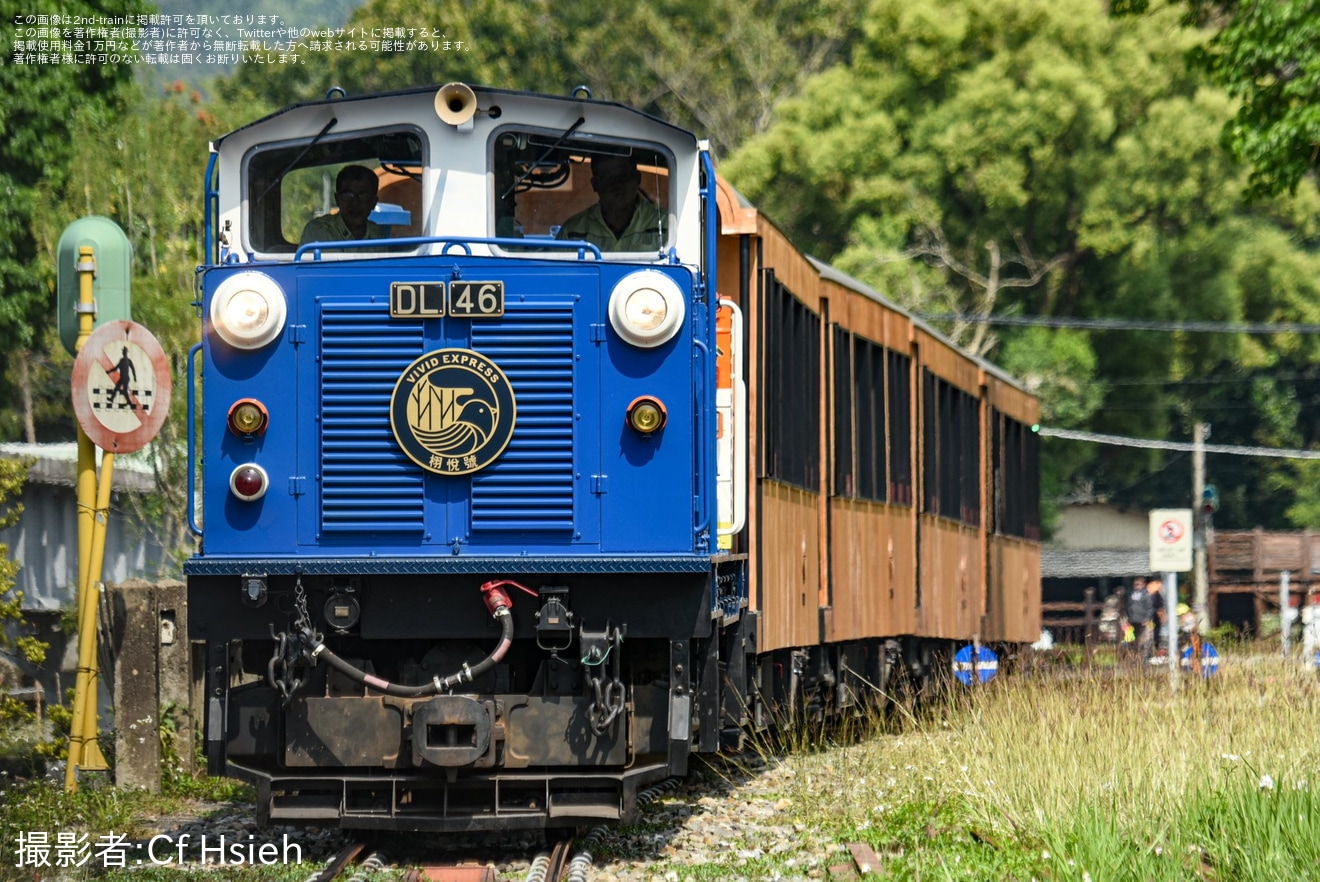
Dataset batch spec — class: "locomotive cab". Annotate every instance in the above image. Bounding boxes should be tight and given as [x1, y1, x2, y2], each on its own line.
[211, 84, 700, 263]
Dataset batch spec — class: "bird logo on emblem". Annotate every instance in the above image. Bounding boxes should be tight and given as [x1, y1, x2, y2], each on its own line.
[391, 349, 517, 475]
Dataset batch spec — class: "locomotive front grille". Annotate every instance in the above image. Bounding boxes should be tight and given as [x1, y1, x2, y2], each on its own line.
[320, 305, 426, 532]
[317, 298, 576, 535]
[470, 300, 576, 532]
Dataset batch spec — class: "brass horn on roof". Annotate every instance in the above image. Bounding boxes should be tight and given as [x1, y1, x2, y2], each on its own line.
[434, 82, 479, 126]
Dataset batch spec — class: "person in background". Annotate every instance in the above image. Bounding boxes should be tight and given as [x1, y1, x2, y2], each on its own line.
[1148, 575, 1166, 655]
[300, 165, 390, 244]
[557, 154, 665, 252]
[1302, 587, 1320, 668]
[1127, 576, 1154, 663]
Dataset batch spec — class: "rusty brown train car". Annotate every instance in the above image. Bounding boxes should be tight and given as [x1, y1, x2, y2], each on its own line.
[714, 176, 1040, 716]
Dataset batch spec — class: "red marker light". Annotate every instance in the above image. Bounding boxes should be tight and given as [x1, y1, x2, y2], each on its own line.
[229, 463, 269, 501]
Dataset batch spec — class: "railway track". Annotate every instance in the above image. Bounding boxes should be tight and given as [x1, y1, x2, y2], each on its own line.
[305, 829, 594, 882]
[305, 778, 685, 882]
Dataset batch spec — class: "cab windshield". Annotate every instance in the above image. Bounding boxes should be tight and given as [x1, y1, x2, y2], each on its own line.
[493, 131, 672, 256]
[244, 127, 426, 254]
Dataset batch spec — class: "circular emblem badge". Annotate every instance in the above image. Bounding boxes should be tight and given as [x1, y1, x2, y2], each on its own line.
[390, 348, 516, 475]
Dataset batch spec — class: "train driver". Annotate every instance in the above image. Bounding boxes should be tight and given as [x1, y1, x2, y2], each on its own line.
[556, 153, 665, 252]
[300, 165, 391, 244]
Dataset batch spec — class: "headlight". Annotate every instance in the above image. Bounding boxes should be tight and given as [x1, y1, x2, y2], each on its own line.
[211, 272, 287, 350]
[607, 270, 686, 348]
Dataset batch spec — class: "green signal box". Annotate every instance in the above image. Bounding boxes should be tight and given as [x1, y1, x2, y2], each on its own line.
[57, 216, 132, 356]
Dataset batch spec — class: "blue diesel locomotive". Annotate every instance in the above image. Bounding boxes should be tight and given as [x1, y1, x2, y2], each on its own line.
[186, 83, 1041, 833]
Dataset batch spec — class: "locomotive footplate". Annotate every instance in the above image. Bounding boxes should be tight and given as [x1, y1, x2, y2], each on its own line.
[231, 760, 674, 832]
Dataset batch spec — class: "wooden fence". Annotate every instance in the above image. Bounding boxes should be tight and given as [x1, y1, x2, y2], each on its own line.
[1040, 586, 1104, 658]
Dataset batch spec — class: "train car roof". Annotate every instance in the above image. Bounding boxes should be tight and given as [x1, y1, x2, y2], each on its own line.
[212, 83, 700, 148]
[808, 255, 1031, 395]
[716, 174, 1029, 396]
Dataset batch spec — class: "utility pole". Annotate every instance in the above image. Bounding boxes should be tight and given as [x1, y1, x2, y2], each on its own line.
[1193, 421, 1210, 632]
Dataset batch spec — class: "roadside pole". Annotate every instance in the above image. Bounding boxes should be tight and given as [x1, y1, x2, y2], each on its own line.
[1165, 571, 1178, 692]
[66, 318, 173, 791]
[1150, 509, 1193, 693]
[1281, 571, 1292, 658]
[66, 246, 109, 790]
[66, 446, 113, 790]
[57, 217, 135, 793]
[1192, 422, 1210, 632]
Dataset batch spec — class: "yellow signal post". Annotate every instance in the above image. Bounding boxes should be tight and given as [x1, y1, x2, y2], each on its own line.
[65, 246, 109, 791]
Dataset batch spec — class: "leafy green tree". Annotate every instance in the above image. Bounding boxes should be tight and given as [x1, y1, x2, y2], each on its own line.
[213, 0, 864, 156]
[724, 0, 1320, 527]
[1192, 0, 1320, 196]
[0, 458, 45, 673]
[1122, 0, 1320, 197]
[560, 0, 863, 154]
[28, 82, 240, 571]
[0, 0, 150, 439]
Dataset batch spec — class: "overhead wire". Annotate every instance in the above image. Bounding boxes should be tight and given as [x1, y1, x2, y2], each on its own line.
[917, 313, 1320, 334]
[918, 310, 1320, 458]
[1036, 426, 1320, 460]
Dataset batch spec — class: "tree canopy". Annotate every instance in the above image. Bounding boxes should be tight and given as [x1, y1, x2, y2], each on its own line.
[723, 0, 1320, 528]
[1128, 0, 1320, 197]
[0, 0, 149, 433]
[214, 0, 864, 156]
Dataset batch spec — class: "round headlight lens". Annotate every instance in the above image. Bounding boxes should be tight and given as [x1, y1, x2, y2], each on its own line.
[622, 288, 668, 331]
[608, 270, 685, 348]
[211, 272, 287, 350]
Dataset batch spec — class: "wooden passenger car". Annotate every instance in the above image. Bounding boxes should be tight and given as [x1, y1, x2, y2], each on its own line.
[714, 176, 1040, 686]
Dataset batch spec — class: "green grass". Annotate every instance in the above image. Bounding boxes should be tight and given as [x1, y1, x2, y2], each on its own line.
[602, 652, 1320, 881]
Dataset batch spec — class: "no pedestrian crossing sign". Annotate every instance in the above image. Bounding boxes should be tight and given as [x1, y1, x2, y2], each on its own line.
[1149, 508, 1193, 573]
[71, 320, 172, 454]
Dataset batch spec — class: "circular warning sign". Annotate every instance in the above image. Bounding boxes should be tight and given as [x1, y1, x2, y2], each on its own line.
[71, 320, 172, 454]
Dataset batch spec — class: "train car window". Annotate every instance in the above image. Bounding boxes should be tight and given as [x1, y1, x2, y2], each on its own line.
[244, 128, 426, 254]
[492, 131, 672, 255]
[759, 270, 820, 491]
[993, 411, 1041, 540]
[856, 337, 888, 503]
[921, 370, 981, 526]
[832, 327, 891, 503]
[831, 327, 854, 498]
[887, 351, 913, 505]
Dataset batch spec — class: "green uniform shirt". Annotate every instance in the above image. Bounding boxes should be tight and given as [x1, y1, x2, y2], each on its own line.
[299, 213, 390, 245]
[557, 198, 666, 252]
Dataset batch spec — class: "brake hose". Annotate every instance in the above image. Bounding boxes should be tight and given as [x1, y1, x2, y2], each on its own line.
[303, 579, 535, 697]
